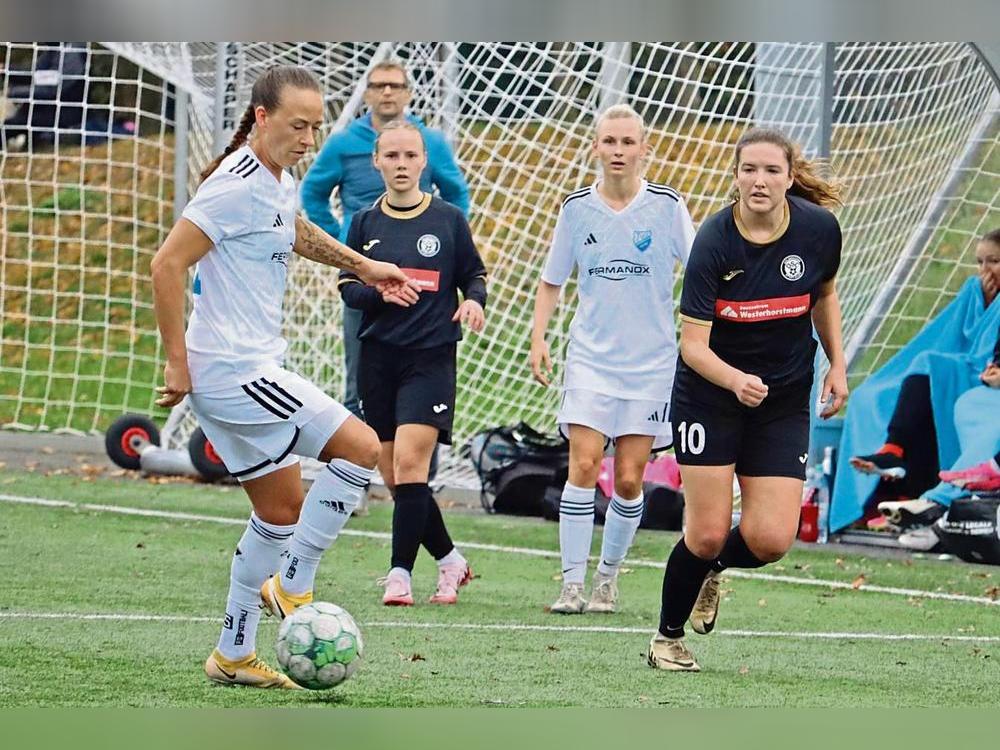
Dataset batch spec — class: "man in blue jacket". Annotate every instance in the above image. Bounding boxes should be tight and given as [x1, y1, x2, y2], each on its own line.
[301, 59, 470, 420]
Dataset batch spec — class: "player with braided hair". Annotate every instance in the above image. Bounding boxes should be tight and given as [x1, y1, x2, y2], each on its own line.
[151, 65, 416, 688]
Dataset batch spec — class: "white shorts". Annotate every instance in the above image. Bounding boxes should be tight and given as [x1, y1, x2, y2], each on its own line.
[188, 366, 352, 482]
[557, 388, 673, 452]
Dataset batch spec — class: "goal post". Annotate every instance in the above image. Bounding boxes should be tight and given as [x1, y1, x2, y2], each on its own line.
[2, 42, 997, 488]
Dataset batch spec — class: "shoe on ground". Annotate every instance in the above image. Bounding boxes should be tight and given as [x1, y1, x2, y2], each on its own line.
[260, 574, 312, 620]
[690, 570, 722, 634]
[850, 450, 906, 480]
[379, 570, 414, 606]
[877, 497, 946, 530]
[647, 634, 700, 672]
[897, 525, 943, 552]
[429, 561, 473, 605]
[939, 460, 1000, 492]
[204, 649, 301, 689]
[584, 571, 619, 613]
[549, 582, 587, 614]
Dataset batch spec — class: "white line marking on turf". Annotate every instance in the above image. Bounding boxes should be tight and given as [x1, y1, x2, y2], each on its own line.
[2, 492, 998, 608]
[1, 611, 998, 643]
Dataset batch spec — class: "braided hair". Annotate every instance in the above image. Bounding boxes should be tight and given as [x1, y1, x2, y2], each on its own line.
[199, 65, 321, 183]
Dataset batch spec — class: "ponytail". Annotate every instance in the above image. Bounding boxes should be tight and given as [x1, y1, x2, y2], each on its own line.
[731, 127, 843, 208]
[197, 65, 321, 183]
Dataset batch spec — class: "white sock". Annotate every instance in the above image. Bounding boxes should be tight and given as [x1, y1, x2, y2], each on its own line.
[389, 566, 412, 583]
[436, 548, 466, 568]
[217, 513, 295, 660]
[598, 491, 644, 577]
[279, 458, 373, 595]
[990, 458, 1000, 472]
[559, 482, 595, 585]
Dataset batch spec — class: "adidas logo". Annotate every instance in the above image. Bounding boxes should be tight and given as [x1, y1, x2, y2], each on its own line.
[432, 403, 449, 414]
[647, 411, 660, 422]
[272, 213, 284, 228]
[584, 233, 597, 246]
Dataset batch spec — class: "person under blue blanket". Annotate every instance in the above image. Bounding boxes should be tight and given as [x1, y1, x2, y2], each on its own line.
[832, 229, 1000, 547]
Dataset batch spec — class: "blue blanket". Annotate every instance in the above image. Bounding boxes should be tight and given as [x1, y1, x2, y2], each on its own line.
[831, 277, 1000, 531]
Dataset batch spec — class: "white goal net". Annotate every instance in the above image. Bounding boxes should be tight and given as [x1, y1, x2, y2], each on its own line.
[2, 42, 997, 486]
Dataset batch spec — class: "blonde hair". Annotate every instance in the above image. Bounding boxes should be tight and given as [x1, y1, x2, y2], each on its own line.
[373, 119, 426, 154]
[594, 103, 646, 141]
[730, 127, 842, 208]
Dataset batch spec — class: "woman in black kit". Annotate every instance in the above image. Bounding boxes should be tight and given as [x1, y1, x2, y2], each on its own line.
[339, 120, 488, 608]
[647, 128, 848, 672]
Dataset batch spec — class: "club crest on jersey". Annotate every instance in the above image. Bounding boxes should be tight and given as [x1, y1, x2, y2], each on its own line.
[633, 229, 652, 252]
[780, 254, 805, 281]
[417, 234, 441, 257]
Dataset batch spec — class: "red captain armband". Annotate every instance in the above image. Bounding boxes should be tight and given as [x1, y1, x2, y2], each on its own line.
[714, 293, 810, 322]
[401, 268, 440, 292]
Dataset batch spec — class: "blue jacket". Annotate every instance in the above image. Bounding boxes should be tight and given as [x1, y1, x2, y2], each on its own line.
[830, 277, 1000, 531]
[301, 112, 470, 243]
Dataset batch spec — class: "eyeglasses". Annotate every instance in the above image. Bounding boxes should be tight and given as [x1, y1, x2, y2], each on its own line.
[367, 81, 408, 92]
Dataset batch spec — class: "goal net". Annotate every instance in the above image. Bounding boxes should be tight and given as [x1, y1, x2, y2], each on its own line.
[2, 42, 997, 487]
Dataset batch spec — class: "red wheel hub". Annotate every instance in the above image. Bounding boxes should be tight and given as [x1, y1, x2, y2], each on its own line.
[120, 426, 150, 457]
[204, 440, 223, 464]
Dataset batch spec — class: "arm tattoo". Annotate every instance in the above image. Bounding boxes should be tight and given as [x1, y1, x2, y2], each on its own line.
[293, 215, 363, 271]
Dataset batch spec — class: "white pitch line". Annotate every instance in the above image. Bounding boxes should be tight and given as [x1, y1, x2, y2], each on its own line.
[1, 611, 998, 643]
[2, 492, 998, 608]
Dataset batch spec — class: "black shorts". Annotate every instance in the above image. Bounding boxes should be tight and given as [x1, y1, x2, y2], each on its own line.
[358, 340, 457, 444]
[669, 371, 811, 479]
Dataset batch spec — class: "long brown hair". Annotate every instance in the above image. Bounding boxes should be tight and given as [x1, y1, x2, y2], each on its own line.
[199, 65, 321, 183]
[731, 127, 842, 208]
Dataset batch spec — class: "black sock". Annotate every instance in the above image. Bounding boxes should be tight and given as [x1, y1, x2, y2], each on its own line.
[658, 538, 715, 639]
[390, 483, 431, 572]
[712, 526, 767, 572]
[422, 496, 455, 560]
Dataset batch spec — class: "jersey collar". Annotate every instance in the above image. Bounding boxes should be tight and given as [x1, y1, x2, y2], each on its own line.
[379, 191, 432, 220]
[592, 179, 647, 216]
[732, 199, 790, 245]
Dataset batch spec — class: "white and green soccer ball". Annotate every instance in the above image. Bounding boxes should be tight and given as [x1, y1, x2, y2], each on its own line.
[275, 602, 364, 690]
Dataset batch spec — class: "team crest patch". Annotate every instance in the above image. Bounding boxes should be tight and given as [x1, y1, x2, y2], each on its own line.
[417, 234, 441, 257]
[633, 229, 652, 252]
[780, 254, 805, 281]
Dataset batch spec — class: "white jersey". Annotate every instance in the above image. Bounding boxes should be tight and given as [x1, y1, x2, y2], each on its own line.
[182, 146, 298, 392]
[541, 180, 695, 401]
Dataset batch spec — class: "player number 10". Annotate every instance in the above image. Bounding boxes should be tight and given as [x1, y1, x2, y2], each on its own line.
[677, 421, 705, 455]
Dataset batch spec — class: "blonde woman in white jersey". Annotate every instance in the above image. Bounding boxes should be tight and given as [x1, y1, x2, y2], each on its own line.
[530, 104, 695, 614]
[152, 66, 417, 689]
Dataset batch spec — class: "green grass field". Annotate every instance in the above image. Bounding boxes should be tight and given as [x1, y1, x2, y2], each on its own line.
[1, 470, 998, 707]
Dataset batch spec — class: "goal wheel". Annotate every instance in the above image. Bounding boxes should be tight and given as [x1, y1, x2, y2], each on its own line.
[188, 427, 230, 481]
[105, 414, 161, 470]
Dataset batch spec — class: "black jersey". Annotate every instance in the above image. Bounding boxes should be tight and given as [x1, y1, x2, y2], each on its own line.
[339, 193, 487, 349]
[678, 194, 841, 387]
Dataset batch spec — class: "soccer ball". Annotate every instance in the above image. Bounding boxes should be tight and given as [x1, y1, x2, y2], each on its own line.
[275, 602, 363, 690]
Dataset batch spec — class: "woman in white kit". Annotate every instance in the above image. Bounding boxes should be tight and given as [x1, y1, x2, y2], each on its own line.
[151, 66, 416, 689]
[530, 104, 695, 614]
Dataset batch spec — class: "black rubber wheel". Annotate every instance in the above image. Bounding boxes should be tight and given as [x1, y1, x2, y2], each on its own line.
[105, 414, 161, 470]
[188, 427, 230, 481]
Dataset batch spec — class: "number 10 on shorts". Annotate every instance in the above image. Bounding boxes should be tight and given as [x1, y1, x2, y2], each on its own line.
[677, 421, 705, 455]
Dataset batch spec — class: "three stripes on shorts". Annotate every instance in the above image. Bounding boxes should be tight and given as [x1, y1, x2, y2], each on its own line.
[241, 378, 303, 419]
